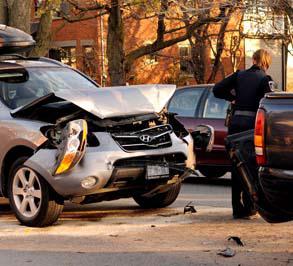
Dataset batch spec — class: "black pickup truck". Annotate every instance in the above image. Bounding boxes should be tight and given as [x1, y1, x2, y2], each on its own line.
[226, 92, 293, 223]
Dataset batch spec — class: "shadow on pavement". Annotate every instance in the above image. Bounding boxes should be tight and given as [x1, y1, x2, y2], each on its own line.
[184, 176, 231, 186]
[0, 203, 12, 216]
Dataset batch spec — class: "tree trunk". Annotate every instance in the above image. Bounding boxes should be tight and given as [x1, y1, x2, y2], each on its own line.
[107, 0, 125, 86]
[7, 0, 32, 33]
[189, 26, 208, 84]
[29, 8, 53, 57]
[0, 1, 8, 24]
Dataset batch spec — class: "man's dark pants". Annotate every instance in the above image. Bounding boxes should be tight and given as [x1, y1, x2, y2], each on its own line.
[228, 115, 257, 217]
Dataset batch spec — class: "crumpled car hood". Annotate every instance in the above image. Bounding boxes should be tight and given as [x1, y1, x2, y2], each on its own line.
[13, 84, 176, 119]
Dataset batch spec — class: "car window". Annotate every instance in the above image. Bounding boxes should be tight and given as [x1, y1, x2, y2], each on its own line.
[0, 67, 99, 109]
[203, 92, 229, 119]
[168, 88, 204, 117]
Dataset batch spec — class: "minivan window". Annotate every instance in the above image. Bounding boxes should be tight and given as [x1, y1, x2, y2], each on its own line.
[0, 67, 99, 109]
[168, 88, 204, 117]
[203, 92, 229, 119]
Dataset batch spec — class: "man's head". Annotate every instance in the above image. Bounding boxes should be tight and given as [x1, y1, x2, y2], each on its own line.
[252, 49, 272, 71]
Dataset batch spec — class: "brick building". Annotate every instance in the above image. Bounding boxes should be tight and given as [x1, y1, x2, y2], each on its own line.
[46, 5, 290, 90]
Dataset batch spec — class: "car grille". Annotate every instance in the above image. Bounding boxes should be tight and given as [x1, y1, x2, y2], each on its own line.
[112, 124, 173, 151]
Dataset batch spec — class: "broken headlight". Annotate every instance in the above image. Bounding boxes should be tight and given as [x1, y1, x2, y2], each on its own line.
[54, 119, 88, 175]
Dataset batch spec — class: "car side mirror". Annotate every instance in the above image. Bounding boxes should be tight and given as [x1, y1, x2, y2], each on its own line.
[191, 125, 214, 152]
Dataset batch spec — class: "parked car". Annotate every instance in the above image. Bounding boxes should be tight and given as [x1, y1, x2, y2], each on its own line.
[0, 25, 209, 227]
[226, 92, 293, 223]
[168, 85, 231, 177]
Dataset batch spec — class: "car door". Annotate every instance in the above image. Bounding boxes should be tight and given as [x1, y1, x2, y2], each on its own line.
[194, 89, 230, 166]
[198, 89, 228, 148]
[168, 86, 230, 167]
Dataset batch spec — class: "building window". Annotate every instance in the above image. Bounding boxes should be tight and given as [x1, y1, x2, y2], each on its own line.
[53, 1, 70, 18]
[48, 47, 76, 68]
[34, 0, 42, 12]
[145, 53, 158, 65]
[83, 46, 94, 60]
[243, 0, 285, 36]
[60, 47, 76, 68]
[179, 46, 193, 75]
[48, 49, 61, 61]
[82, 46, 97, 79]
[35, 0, 70, 18]
[143, 40, 158, 65]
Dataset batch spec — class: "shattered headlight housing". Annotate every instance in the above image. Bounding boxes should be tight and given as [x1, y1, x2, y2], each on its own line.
[54, 119, 88, 175]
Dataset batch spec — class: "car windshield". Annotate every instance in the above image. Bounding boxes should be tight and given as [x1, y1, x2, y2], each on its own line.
[0, 67, 99, 109]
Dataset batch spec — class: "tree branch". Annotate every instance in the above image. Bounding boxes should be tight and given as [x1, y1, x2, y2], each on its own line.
[207, 6, 234, 83]
[126, 17, 221, 66]
[66, 0, 110, 12]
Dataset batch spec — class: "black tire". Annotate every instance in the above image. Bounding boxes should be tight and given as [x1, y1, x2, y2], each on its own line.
[133, 183, 181, 209]
[8, 157, 64, 227]
[198, 166, 227, 178]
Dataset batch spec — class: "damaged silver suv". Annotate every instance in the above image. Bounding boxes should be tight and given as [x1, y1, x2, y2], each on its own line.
[0, 25, 203, 227]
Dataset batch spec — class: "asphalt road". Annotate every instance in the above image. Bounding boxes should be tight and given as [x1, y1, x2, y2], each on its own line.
[0, 176, 292, 266]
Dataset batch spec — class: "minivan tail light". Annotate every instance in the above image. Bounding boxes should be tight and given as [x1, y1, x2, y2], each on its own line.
[254, 109, 266, 165]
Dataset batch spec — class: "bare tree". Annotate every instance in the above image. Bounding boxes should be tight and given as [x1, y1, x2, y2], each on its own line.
[61, 0, 235, 85]
[176, 1, 239, 84]
[4, 0, 288, 86]
[180, 0, 292, 84]
[0, 0, 31, 33]
[0, 1, 8, 24]
[207, 6, 234, 83]
[107, 0, 125, 85]
[29, 1, 62, 57]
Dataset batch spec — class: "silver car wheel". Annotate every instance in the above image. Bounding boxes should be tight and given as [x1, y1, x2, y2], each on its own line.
[12, 167, 42, 218]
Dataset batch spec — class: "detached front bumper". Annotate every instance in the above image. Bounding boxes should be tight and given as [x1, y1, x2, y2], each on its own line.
[24, 132, 194, 197]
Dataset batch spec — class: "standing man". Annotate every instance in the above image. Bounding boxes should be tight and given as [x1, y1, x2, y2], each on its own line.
[213, 49, 274, 219]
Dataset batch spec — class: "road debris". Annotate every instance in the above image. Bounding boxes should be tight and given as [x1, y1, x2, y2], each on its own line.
[184, 202, 197, 214]
[217, 247, 236, 257]
[228, 236, 244, 246]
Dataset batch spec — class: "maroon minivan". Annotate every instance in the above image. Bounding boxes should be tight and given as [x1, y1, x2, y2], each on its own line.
[168, 84, 231, 177]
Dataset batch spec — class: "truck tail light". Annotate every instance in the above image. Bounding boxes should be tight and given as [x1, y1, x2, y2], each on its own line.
[254, 109, 266, 165]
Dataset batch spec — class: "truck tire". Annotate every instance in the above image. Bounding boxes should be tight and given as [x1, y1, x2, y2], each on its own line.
[8, 157, 64, 227]
[133, 183, 181, 208]
[198, 166, 227, 178]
